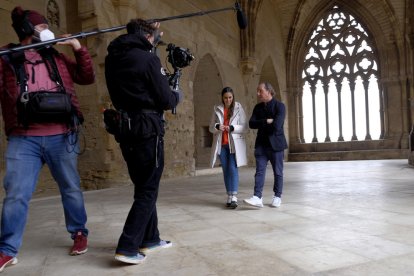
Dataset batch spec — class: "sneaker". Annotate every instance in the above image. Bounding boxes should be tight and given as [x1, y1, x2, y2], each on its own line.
[243, 196, 263, 208]
[229, 195, 238, 209]
[271, 196, 282, 208]
[140, 240, 172, 253]
[115, 252, 146, 264]
[0, 253, 17, 273]
[226, 195, 232, 207]
[70, 231, 88, 255]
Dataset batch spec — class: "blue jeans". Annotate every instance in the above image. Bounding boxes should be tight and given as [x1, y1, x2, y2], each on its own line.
[0, 133, 88, 257]
[253, 146, 284, 198]
[219, 145, 239, 195]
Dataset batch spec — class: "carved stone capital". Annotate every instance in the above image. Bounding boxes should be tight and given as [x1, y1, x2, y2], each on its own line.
[46, 0, 60, 28]
[240, 56, 257, 74]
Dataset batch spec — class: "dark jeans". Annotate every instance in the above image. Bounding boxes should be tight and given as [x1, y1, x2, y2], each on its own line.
[116, 136, 163, 256]
[253, 145, 284, 198]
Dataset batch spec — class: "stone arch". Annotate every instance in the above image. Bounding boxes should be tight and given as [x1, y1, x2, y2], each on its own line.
[252, 56, 287, 161]
[258, 57, 281, 101]
[287, 0, 408, 156]
[193, 54, 223, 168]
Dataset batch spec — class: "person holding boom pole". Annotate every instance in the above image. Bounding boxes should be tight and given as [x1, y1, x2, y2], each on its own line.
[0, 6, 94, 273]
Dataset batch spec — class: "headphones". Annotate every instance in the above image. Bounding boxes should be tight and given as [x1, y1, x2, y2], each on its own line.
[20, 11, 35, 36]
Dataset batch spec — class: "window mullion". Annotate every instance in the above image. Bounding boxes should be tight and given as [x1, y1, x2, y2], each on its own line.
[336, 80, 345, 141]
[349, 80, 358, 140]
[323, 84, 331, 142]
[311, 84, 318, 142]
[363, 77, 372, 140]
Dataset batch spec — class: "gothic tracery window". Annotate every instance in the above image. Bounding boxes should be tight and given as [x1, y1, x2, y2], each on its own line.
[301, 5, 382, 143]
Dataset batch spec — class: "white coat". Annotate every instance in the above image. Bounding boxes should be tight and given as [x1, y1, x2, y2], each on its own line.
[209, 102, 248, 168]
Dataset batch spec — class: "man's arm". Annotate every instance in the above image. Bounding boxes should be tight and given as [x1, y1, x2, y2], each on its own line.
[61, 46, 95, 85]
[271, 101, 286, 132]
[57, 36, 95, 85]
[146, 56, 180, 110]
[249, 104, 266, 129]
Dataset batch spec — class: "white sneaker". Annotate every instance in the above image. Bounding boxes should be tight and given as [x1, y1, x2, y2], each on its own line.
[226, 195, 232, 207]
[114, 253, 146, 264]
[243, 196, 263, 208]
[271, 196, 281, 208]
[140, 240, 172, 253]
[229, 195, 238, 209]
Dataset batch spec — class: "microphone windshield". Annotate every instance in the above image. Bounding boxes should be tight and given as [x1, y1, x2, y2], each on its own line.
[235, 3, 248, 29]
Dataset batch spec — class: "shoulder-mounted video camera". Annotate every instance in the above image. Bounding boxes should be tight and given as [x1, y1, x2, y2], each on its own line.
[166, 43, 194, 70]
[163, 44, 194, 114]
[165, 43, 194, 89]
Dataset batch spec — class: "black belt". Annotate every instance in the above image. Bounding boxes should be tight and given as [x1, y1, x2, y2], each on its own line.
[126, 109, 160, 115]
[140, 109, 159, 114]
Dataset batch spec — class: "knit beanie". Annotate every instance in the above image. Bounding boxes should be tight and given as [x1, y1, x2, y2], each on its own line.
[11, 6, 48, 41]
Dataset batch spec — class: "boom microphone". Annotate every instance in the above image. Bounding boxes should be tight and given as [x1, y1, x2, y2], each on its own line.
[235, 2, 248, 29]
[148, 2, 248, 29]
[0, 2, 248, 56]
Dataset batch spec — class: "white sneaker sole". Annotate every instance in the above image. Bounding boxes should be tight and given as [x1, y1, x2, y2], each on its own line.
[140, 241, 172, 253]
[115, 254, 146, 264]
[243, 199, 263, 208]
[271, 198, 282, 208]
[70, 248, 88, 255]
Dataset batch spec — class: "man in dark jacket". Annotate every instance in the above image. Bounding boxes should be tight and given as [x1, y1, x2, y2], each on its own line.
[0, 6, 94, 273]
[244, 82, 288, 208]
[105, 19, 181, 264]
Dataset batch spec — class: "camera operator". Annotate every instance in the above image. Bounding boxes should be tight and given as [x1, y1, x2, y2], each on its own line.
[0, 6, 95, 272]
[105, 19, 181, 264]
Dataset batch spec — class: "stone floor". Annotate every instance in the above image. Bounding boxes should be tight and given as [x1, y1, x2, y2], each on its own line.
[2, 159, 414, 275]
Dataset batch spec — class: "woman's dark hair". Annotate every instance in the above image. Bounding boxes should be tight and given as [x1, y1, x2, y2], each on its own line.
[221, 86, 235, 119]
[126, 19, 156, 37]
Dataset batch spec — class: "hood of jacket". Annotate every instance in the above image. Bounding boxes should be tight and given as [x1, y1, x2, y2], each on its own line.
[107, 33, 153, 56]
[214, 102, 242, 120]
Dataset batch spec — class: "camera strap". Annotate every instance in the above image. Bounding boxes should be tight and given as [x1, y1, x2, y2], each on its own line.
[8, 49, 28, 99]
[9, 50, 31, 127]
[11, 48, 66, 96]
[38, 48, 66, 92]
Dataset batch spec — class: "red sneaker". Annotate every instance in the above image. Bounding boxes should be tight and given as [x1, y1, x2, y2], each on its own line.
[0, 252, 17, 272]
[70, 231, 88, 255]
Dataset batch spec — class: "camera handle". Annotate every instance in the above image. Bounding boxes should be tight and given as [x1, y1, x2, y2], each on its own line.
[169, 68, 182, 115]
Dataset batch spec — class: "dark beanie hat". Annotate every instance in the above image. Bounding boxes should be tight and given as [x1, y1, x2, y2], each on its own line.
[11, 6, 48, 41]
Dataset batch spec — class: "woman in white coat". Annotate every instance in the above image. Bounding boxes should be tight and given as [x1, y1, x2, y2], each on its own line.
[209, 87, 248, 208]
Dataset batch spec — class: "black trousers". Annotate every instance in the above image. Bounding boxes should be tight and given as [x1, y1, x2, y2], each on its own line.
[116, 135, 163, 255]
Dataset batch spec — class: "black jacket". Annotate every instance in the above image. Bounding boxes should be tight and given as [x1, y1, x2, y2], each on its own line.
[249, 98, 288, 151]
[105, 34, 178, 113]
